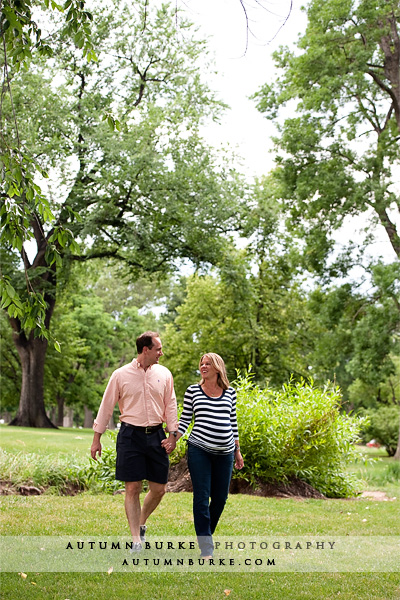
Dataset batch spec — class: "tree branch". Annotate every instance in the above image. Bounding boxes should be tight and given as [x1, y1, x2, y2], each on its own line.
[373, 205, 400, 259]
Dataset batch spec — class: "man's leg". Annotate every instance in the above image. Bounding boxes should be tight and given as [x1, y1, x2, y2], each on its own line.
[124, 480, 143, 542]
[140, 481, 167, 526]
[140, 428, 169, 528]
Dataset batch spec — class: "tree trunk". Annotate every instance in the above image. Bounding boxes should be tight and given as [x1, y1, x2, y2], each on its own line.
[83, 406, 93, 429]
[56, 396, 65, 427]
[63, 407, 74, 428]
[8, 249, 57, 428]
[8, 331, 56, 428]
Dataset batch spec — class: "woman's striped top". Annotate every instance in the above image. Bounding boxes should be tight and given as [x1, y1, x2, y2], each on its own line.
[178, 384, 239, 454]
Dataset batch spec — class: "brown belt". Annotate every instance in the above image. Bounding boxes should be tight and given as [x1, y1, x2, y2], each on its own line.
[122, 423, 163, 434]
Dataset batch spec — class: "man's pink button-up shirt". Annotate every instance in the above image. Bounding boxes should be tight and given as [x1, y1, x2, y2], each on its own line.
[93, 359, 178, 434]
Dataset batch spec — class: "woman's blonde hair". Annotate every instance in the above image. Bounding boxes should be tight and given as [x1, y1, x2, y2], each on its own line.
[199, 353, 230, 390]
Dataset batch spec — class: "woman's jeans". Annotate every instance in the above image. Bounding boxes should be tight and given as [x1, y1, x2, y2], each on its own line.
[187, 443, 234, 556]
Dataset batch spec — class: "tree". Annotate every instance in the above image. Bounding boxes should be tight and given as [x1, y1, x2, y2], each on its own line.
[163, 202, 311, 396]
[253, 0, 400, 458]
[0, 259, 164, 425]
[1, 0, 95, 66]
[44, 261, 159, 426]
[163, 275, 307, 399]
[253, 0, 399, 271]
[306, 262, 400, 405]
[44, 291, 116, 426]
[1, 0, 96, 331]
[1, 0, 246, 426]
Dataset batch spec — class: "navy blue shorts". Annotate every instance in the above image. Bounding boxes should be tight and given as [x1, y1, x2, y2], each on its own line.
[115, 422, 169, 484]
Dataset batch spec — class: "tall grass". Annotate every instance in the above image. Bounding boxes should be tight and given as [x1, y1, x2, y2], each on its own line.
[0, 449, 87, 494]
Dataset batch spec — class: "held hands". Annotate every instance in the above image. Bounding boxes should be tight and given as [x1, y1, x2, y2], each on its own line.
[161, 434, 177, 455]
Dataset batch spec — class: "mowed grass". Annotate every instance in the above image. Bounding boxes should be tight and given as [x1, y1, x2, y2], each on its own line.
[1, 572, 399, 600]
[1, 491, 400, 537]
[1, 426, 399, 599]
[1, 493, 400, 599]
[0, 425, 111, 458]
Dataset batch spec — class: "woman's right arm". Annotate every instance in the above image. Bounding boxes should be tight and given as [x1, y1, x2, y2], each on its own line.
[177, 386, 195, 436]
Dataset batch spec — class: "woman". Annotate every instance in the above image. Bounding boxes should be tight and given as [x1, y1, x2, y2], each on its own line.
[164, 353, 244, 558]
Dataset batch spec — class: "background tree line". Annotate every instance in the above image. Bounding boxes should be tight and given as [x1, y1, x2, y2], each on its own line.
[1, 0, 399, 454]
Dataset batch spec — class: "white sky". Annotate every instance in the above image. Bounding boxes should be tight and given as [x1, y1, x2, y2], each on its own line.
[179, 0, 306, 177]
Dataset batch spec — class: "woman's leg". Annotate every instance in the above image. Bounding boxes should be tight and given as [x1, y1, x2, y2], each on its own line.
[187, 444, 214, 556]
[209, 451, 234, 534]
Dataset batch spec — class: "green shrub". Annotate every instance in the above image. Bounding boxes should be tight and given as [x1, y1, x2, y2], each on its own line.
[362, 406, 400, 457]
[235, 373, 367, 498]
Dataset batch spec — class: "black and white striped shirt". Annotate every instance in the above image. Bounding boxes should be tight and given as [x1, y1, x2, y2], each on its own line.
[178, 384, 239, 454]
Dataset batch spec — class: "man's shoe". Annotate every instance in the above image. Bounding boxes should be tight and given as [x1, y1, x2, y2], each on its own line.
[130, 542, 143, 554]
[140, 525, 147, 543]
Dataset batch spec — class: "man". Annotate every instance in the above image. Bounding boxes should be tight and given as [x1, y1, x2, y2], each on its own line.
[91, 331, 178, 552]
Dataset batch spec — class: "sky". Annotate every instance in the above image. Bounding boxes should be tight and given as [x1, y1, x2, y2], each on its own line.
[179, 0, 307, 177]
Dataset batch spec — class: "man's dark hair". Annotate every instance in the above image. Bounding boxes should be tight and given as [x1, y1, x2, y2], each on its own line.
[136, 331, 160, 354]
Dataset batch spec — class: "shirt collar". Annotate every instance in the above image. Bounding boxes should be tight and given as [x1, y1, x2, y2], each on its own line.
[133, 358, 152, 371]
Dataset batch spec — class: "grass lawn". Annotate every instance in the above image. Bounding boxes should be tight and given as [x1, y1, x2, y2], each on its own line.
[1, 572, 399, 600]
[1, 427, 399, 599]
[0, 425, 112, 458]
